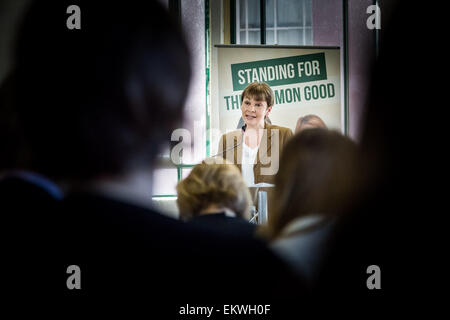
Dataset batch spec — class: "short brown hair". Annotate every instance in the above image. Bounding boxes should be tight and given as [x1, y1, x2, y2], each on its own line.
[241, 82, 274, 107]
[176, 163, 252, 220]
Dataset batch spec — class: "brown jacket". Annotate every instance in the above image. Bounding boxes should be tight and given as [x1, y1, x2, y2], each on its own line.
[217, 122, 293, 184]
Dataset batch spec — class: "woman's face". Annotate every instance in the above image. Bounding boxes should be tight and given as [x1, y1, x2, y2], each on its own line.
[241, 95, 272, 128]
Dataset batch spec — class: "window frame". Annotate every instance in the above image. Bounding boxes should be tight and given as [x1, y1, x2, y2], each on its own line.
[235, 0, 313, 45]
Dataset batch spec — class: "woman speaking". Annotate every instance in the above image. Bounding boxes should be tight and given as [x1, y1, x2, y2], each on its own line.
[218, 82, 293, 185]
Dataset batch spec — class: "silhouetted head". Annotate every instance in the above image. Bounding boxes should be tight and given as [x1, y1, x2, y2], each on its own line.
[14, 0, 191, 181]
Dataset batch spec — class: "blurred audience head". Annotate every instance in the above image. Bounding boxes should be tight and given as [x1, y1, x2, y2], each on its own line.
[295, 114, 327, 134]
[13, 0, 191, 181]
[266, 129, 359, 240]
[176, 163, 252, 221]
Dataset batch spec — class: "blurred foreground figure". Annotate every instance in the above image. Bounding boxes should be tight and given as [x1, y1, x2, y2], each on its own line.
[5, 0, 304, 312]
[263, 129, 359, 287]
[311, 1, 442, 311]
[295, 114, 327, 134]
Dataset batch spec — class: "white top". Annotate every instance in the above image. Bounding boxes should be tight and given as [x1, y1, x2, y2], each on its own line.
[241, 143, 259, 186]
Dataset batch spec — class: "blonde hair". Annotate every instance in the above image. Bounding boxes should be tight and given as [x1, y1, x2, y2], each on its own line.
[241, 82, 274, 107]
[176, 163, 252, 220]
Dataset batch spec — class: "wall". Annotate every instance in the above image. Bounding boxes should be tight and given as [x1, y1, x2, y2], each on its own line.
[313, 0, 376, 141]
[347, 0, 376, 141]
[152, 0, 207, 199]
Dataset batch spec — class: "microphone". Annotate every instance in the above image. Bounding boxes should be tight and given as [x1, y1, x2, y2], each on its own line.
[209, 136, 243, 158]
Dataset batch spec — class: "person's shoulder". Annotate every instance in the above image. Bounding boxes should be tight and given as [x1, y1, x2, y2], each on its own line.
[221, 129, 242, 139]
[219, 130, 242, 148]
[62, 192, 187, 237]
[267, 124, 293, 135]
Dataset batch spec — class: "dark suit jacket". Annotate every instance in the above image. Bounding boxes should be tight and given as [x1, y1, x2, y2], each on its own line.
[218, 122, 293, 184]
[1, 176, 66, 301]
[60, 192, 304, 303]
[188, 212, 257, 238]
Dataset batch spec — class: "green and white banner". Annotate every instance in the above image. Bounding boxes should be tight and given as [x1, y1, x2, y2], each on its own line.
[231, 52, 328, 91]
[211, 46, 341, 153]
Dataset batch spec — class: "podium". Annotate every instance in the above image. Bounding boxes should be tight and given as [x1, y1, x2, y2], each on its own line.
[248, 185, 274, 225]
